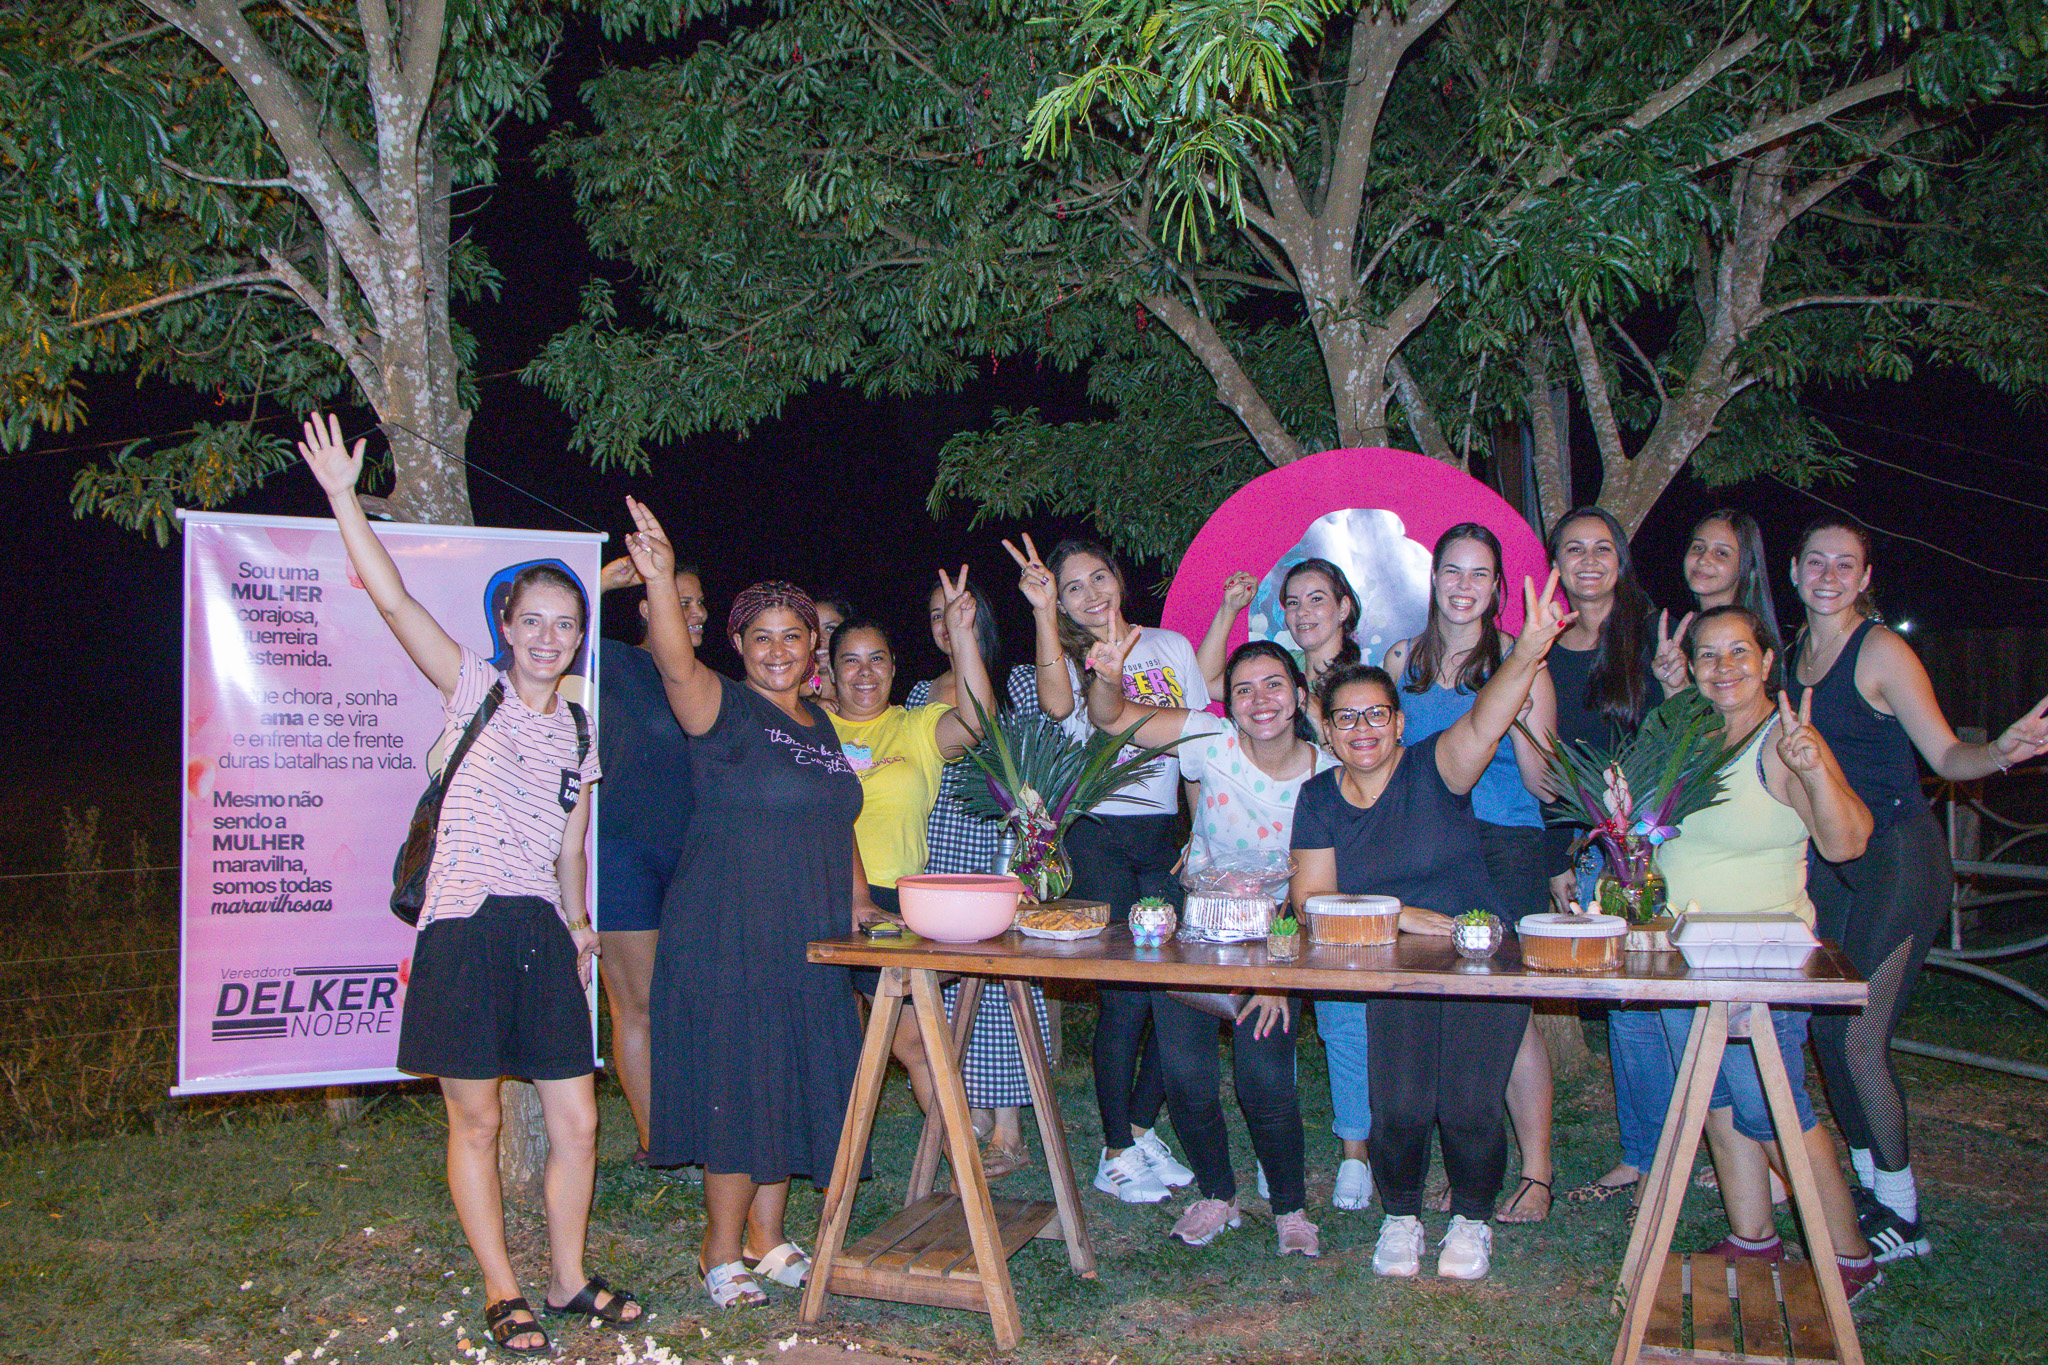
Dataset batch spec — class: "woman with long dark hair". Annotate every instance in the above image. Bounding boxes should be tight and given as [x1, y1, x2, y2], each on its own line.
[1543, 506, 1671, 1207]
[1652, 509, 1785, 695]
[1084, 637, 1338, 1255]
[1791, 516, 2048, 1262]
[1005, 532, 1207, 1203]
[1382, 523, 1559, 1223]
[298, 415, 638, 1353]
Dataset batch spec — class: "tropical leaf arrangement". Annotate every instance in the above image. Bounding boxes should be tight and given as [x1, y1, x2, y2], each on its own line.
[1520, 689, 1738, 883]
[956, 692, 1187, 900]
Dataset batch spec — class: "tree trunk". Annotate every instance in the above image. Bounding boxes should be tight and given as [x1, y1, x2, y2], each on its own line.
[498, 1080, 549, 1205]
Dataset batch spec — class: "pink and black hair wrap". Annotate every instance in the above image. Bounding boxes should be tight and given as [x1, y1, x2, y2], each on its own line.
[727, 580, 820, 640]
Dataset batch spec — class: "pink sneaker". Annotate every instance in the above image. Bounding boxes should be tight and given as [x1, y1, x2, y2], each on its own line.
[1169, 1198, 1241, 1247]
[1275, 1209, 1321, 1258]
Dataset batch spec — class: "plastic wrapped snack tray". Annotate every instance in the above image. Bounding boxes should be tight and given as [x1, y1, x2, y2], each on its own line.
[1180, 891, 1275, 944]
[1668, 910, 1819, 970]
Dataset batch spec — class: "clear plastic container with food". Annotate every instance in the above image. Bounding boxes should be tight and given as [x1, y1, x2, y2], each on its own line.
[1516, 911, 1628, 971]
[1304, 893, 1401, 946]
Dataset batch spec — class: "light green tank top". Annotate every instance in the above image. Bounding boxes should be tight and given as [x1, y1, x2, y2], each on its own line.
[1655, 716, 1814, 925]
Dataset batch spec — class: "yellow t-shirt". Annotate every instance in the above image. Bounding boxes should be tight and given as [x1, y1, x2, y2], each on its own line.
[829, 702, 952, 889]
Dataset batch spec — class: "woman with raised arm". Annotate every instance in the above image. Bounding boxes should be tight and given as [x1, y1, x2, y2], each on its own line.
[1790, 517, 2048, 1264]
[1380, 523, 1560, 1225]
[297, 415, 637, 1356]
[1085, 634, 1338, 1256]
[1004, 533, 1207, 1204]
[1190, 560, 1365, 719]
[827, 570, 998, 1117]
[1655, 606, 1881, 1300]
[593, 555, 709, 1172]
[1290, 573, 1573, 1283]
[623, 500, 875, 1310]
[908, 584, 1054, 1177]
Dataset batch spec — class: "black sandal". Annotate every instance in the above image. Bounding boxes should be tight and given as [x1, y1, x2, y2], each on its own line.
[543, 1273, 643, 1325]
[1498, 1176, 1553, 1224]
[484, 1297, 552, 1357]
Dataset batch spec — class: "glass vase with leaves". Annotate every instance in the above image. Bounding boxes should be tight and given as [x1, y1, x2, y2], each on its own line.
[956, 695, 1187, 903]
[1523, 690, 1737, 924]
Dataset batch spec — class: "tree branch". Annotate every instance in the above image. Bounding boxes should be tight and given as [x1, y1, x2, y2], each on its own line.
[278, 0, 352, 61]
[1608, 315, 1666, 404]
[1564, 305, 1626, 474]
[64, 269, 287, 330]
[863, 16, 960, 97]
[1704, 68, 1912, 171]
[1783, 113, 1927, 223]
[1759, 293, 1981, 322]
[1320, 0, 1456, 250]
[1387, 352, 1456, 466]
[1140, 290, 1306, 466]
[163, 159, 293, 190]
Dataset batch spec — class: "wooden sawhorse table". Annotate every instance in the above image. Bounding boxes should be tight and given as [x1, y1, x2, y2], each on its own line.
[804, 930, 1868, 1360]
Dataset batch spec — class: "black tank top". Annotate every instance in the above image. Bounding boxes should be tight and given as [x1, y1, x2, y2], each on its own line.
[1799, 619, 1923, 831]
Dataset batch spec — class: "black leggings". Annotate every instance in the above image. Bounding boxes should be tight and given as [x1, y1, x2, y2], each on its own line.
[1367, 995, 1527, 1220]
[1153, 993, 1307, 1215]
[1066, 813, 1179, 1145]
[1807, 809, 1951, 1171]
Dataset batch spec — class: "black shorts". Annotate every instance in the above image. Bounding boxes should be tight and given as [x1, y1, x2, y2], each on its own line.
[396, 895, 594, 1081]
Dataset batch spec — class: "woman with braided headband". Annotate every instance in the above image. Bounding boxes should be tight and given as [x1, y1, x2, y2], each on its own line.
[624, 500, 880, 1309]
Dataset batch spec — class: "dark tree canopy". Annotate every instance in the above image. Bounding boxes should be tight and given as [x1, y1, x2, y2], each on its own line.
[1, 0, 674, 537]
[538, 0, 2048, 556]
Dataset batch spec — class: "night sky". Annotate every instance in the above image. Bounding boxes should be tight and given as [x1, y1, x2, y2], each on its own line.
[5, 23, 2046, 869]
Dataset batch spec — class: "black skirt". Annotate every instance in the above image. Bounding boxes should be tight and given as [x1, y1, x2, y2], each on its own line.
[396, 895, 594, 1081]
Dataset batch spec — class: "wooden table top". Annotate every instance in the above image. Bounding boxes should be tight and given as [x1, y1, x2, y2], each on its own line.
[809, 928, 1867, 1007]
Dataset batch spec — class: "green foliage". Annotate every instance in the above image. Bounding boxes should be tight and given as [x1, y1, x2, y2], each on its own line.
[0, 0, 679, 536]
[546, 0, 2048, 552]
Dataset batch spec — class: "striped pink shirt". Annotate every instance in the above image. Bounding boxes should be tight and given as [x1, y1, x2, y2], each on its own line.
[418, 649, 601, 928]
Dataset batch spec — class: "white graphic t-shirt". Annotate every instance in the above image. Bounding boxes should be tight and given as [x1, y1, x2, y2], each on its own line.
[1057, 626, 1209, 817]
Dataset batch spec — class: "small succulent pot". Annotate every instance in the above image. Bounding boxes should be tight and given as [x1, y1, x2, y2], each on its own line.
[1453, 910, 1506, 961]
[1128, 896, 1178, 947]
[1266, 914, 1303, 962]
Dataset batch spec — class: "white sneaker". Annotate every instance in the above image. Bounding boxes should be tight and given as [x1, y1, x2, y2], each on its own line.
[1333, 1157, 1374, 1211]
[1372, 1214, 1424, 1277]
[1436, 1214, 1492, 1279]
[1094, 1146, 1171, 1203]
[1132, 1127, 1195, 1187]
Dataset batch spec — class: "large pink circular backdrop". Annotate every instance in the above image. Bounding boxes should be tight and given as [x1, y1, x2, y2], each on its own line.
[1160, 448, 1552, 673]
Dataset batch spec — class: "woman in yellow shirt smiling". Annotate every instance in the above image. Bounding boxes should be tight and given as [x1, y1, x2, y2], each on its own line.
[828, 568, 997, 1111]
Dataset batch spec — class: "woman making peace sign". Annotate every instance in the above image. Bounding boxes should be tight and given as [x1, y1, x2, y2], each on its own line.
[1654, 606, 1880, 1301]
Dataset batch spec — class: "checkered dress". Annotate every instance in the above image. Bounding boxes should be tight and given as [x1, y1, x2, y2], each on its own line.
[913, 667, 1055, 1108]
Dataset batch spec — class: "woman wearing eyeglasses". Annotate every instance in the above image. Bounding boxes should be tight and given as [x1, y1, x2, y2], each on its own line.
[1290, 573, 1572, 1282]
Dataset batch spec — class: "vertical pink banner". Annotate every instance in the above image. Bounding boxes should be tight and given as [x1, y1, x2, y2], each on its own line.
[177, 513, 606, 1095]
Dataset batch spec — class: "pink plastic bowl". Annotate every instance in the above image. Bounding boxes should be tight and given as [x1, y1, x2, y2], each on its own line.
[895, 873, 1025, 943]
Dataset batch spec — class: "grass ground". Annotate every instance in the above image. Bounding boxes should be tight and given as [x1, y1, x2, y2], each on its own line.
[2, 1012, 2044, 1365]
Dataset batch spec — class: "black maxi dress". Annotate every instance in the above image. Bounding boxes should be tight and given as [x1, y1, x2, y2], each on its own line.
[647, 674, 865, 1181]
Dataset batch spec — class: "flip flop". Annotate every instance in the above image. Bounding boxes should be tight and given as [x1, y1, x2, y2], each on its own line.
[484, 1297, 552, 1357]
[748, 1242, 812, 1289]
[1497, 1176, 1553, 1224]
[701, 1259, 766, 1308]
[543, 1273, 643, 1324]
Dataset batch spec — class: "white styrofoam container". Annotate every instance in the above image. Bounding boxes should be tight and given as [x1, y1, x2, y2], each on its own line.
[1668, 911, 1820, 970]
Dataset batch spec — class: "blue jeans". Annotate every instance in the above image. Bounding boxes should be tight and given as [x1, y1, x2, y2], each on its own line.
[1315, 998, 1371, 1142]
[1660, 1006, 1817, 1143]
[1609, 1008, 1678, 1172]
